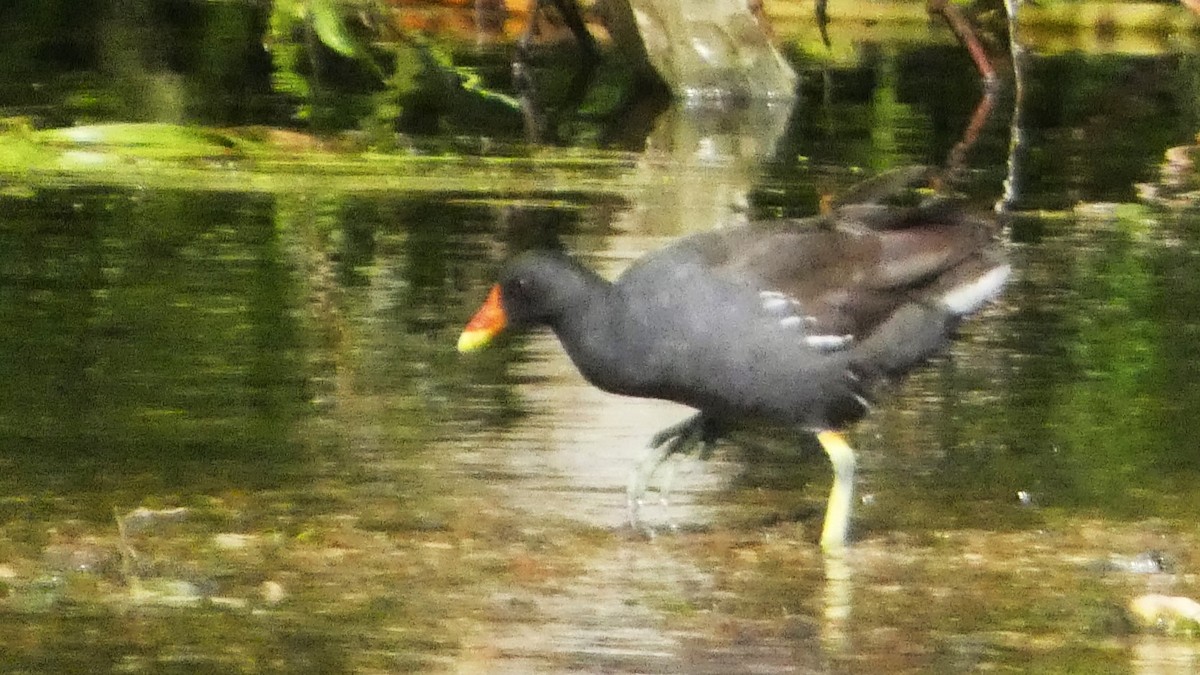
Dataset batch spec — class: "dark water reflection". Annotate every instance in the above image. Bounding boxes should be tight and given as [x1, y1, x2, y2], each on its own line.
[0, 190, 303, 491]
[6, 31, 1200, 675]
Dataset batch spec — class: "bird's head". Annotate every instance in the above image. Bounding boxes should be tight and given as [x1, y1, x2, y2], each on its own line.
[457, 251, 596, 353]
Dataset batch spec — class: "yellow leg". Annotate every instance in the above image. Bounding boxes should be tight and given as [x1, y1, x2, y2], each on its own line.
[816, 430, 856, 550]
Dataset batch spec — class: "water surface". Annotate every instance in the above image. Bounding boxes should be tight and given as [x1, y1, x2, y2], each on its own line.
[3, 10, 1200, 674]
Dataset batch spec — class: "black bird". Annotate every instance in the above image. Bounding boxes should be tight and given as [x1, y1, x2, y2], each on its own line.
[459, 191, 1008, 549]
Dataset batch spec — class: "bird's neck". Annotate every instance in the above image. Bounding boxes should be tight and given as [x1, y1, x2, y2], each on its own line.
[550, 283, 650, 395]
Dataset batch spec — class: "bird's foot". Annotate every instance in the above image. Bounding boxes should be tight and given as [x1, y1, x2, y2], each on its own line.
[626, 441, 673, 535]
[626, 413, 710, 533]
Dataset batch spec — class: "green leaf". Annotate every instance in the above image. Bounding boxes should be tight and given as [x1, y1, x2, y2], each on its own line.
[310, 0, 361, 58]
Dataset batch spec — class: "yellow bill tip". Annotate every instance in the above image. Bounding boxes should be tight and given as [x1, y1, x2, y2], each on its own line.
[457, 327, 495, 353]
[458, 284, 507, 353]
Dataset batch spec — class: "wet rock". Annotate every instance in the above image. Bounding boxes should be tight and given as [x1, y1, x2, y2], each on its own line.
[212, 533, 258, 550]
[1090, 550, 1171, 575]
[42, 539, 119, 575]
[119, 506, 190, 534]
[1129, 594, 1200, 635]
[261, 580, 286, 605]
[11, 575, 68, 612]
[129, 578, 203, 607]
[609, 0, 796, 101]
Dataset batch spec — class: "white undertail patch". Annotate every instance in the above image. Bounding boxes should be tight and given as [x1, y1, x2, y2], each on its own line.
[941, 264, 1011, 315]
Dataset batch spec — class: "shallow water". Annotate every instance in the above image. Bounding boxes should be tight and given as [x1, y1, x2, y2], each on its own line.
[5, 6, 1200, 673]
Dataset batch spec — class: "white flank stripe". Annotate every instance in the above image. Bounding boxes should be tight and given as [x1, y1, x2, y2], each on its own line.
[806, 334, 854, 350]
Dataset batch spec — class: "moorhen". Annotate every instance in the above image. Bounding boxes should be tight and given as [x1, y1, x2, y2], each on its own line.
[458, 194, 1009, 549]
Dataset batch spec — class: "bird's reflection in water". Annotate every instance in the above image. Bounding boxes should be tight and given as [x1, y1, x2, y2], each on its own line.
[822, 548, 853, 657]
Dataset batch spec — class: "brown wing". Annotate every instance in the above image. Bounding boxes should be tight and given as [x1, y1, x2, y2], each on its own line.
[664, 199, 1003, 352]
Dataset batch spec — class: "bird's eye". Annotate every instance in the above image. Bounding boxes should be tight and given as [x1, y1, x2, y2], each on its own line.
[509, 276, 533, 301]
